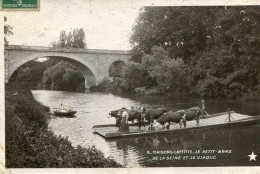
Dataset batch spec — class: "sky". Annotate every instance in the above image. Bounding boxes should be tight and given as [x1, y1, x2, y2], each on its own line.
[3, 0, 257, 50]
[3, 0, 142, 50]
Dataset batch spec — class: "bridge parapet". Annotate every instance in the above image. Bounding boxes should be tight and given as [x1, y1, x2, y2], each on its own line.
[5, 45, 131, 55]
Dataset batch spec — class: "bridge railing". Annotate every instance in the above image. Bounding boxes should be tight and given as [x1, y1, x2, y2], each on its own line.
[5, 45, 87, 51]
[5, 45, 130, 54]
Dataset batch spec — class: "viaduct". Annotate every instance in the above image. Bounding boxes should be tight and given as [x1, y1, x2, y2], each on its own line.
[4, 45, 131, 89]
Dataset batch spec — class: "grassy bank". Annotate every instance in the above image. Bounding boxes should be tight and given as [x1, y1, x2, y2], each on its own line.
[5, 84, 121, 168]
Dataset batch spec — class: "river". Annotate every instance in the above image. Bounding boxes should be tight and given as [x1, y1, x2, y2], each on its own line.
[32, 90, 260, 167]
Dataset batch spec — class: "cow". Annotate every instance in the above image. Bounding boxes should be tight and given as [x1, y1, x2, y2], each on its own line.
[108, 109, 144, 130]
[157, 107, 202, 129]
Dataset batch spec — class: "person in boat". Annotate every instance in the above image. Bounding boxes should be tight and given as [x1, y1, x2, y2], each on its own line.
[59, 103, 65, 110]
[59, 103, 67, 113]
[119, 107, 129, 132]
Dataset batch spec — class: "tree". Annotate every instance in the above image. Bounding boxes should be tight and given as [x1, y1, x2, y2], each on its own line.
[41, 61, 85, 91]
[59, 30, 67, 47]
[72, 28, 86, 48]
[52, 28, 87, 48]
[4, 16, 14, 45]
[130, 7, 217, 62]
[142, 46, 188, 94]
[121, 62, 147, 91]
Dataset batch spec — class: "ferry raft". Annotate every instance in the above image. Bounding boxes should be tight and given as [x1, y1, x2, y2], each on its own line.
[93, 111, 260, 139]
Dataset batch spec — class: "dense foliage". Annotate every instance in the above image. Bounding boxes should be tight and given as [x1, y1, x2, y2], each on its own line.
[5, 84, 121, 168]
[9, 58, 58, 89]
[97, 46, 190, 96]
[40, 61, 85, 91]
[121, 6, 259, 99]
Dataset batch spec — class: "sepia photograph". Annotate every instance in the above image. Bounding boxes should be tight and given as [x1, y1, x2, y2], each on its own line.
[1, 0, 260, 173]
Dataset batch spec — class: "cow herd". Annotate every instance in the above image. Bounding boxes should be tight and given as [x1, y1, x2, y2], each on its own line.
[108, 106, 202, 131]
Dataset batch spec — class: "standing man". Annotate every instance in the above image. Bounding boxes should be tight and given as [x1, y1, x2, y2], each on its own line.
[180, 110, 187, 128]
[116, 110, 122, 130]
[119, 107, 130, 132]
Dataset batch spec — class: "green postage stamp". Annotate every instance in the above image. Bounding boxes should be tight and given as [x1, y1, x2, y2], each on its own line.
[1, 0, 39, 10]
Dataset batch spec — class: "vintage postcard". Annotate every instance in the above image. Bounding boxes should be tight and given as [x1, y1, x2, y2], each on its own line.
[0, 0, 260, 174]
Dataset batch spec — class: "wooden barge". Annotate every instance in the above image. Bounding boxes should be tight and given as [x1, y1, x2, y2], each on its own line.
[93, 111, 260, 139]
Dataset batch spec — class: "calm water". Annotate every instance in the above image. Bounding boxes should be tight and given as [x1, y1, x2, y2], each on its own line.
[32, 90, 260, 167]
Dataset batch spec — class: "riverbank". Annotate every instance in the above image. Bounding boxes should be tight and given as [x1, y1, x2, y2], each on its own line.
[90, 80, 260, 101]
[5, 84, 121, 168]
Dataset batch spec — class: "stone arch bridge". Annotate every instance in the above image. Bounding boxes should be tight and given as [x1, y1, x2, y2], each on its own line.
[5, 45, 131, 89]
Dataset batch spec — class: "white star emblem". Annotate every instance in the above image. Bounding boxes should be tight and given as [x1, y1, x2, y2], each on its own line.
[248, 152, 257, 161]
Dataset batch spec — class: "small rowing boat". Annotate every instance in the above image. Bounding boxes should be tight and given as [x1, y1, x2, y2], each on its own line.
[53, 109, 77, 116]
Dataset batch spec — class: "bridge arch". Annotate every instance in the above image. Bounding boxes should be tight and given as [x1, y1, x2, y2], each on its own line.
[7, 53, 97, 89]
[109, 60, 126, 77]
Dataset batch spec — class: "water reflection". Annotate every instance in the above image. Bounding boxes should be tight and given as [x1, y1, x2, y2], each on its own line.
[106, 125, 260, 167]
[32, 90, 260, 167]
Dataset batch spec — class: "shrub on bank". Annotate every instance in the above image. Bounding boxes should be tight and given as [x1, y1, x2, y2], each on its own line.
[89, 79, 113, 92]
[145, 88, 160, 96]
[5, 85, 121, 168]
